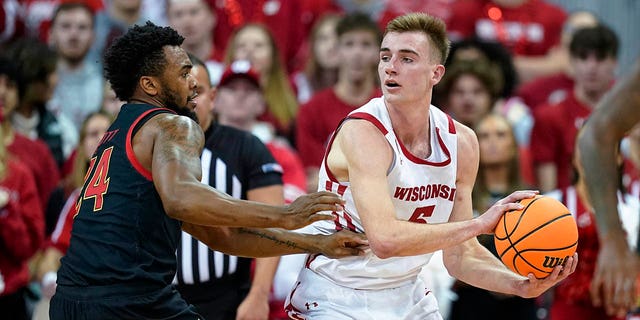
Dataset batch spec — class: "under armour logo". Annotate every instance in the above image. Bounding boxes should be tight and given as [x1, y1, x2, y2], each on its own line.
[305, 302, 318, 310]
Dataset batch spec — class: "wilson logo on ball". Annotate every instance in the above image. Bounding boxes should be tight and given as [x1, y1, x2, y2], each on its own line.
[542, 256, 567, 268]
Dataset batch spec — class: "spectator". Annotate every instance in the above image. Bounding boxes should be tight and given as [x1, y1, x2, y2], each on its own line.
[292, 13, 341, 104]
[437, 60, 503, 128]
[444, 37, 518, 100]
[0, 107, 44, 320]
[5, 38, 77, 168]
[516, 10, 599, 111]
[33, 111, 113, 319]
[295, 13, 381, 192]
[167, 0, 224, 86]
[530, 25, 618, 192]
[546, 141, 638, 320]
[212, 0, 307, 72]
[224, 23, 299, 142]
[87, 0, 145, 63]
[334, 0, 455, 33]
[173, 55, 282, 320]
[449, 113, 536, 320]
[100, 81, 124, 117]
[448, 0, 568, 84]
[0, 53, 60, 210]
[0, 0, 25, 45]
[48, 2, 104, 131]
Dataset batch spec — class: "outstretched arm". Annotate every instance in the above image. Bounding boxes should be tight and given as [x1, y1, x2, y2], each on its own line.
[147, 114, 340, 229]
[578, 58, 640, 317]
[443, 125, 576, 298]
[181, 223, 367, 258]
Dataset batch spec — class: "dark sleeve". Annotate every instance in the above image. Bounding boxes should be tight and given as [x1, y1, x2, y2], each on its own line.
[241, 134, 283, 191]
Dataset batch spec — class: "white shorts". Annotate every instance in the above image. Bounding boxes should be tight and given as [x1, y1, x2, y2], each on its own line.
[285, 267, 443, 320]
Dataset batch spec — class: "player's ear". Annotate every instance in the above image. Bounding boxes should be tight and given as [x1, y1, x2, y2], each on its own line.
[139, 76, 159, 96]
[431, 64, 445, 86]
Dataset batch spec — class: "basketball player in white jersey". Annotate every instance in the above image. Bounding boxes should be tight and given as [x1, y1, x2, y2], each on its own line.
[578, 58, 640, 318]
[286, 13, 578, 319]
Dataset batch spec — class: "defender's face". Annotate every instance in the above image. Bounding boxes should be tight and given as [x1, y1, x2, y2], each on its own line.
[158, 46, 197, 117]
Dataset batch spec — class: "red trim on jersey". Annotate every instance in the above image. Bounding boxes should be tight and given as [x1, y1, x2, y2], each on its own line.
[342, 211, 357, 232]
[446, 114, 457, 134]
[348, 112, 388, 134]
[125, 108, 171, 181]
[336, 184, 347, 196]
[284, 282, 307, 320]
[305, 253, 319, 269]
[395, 127, 451, 167]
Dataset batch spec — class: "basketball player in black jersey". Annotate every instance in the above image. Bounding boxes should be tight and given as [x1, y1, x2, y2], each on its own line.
[578, 58, 640, 318]
[50, 22, 367, 320]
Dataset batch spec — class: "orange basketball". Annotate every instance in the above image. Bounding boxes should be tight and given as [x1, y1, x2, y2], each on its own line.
[494, 195, 578, 278]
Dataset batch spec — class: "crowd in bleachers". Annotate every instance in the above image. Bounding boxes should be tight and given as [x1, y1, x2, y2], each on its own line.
[1, 0, 639, 319]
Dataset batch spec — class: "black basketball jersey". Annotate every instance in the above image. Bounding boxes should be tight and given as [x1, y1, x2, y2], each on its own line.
[57, 103, 180, 292]
[175, 123, 283, 301]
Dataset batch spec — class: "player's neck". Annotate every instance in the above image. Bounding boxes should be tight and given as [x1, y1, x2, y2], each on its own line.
[386, 101, 431, 150]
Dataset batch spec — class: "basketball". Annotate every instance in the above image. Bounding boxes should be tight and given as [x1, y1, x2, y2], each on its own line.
[494, 195, 578, 278]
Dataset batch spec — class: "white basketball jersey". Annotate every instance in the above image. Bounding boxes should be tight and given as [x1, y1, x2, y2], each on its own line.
[307, 97, 458, 290]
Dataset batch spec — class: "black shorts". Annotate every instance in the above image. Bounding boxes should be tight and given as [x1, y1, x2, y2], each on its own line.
[50, 284, 203, 320]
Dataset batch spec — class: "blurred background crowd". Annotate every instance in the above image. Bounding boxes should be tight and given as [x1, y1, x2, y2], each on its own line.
[1, 0, 639, 319]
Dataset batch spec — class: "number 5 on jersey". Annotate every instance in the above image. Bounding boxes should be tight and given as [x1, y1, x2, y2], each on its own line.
[76, 147, 114, 214]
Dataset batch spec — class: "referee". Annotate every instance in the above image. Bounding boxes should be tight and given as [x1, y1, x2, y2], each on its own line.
[174, 54, 282, 320]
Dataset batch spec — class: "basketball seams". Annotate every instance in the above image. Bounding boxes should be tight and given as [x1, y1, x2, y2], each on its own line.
[498, 212, 573, 259]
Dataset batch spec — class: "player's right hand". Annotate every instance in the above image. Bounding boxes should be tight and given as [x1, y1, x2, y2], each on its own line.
[478, 190, 538, 234]
[282, 191, 345, 230]
[317, 230, 369, 259]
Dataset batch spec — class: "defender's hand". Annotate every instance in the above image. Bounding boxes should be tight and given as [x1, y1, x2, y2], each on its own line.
[282, 191, 345, 230]
[590, 238, 640, 318]
[316, 230, 368, 259]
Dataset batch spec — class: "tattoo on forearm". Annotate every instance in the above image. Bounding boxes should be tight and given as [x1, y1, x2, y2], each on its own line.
[239, 228, 314, 252]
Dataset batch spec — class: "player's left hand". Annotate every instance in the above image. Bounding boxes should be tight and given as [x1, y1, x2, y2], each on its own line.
[516, 252, 578, 298]
[317, 230, 369, 259]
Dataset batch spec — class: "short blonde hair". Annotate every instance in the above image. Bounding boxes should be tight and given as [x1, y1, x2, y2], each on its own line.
[385, 13, 450, 64]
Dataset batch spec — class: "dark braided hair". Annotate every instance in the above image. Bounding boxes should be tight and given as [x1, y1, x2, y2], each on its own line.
[104, 21, 184, 101]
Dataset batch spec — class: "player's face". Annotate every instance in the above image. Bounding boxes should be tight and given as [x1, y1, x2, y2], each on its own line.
[82, 114, 112, 160]
[167, 0, 214, 47]
[233, 26, 272, 78]
[190, 65, 215, 130]
[378, 31, 444, 107]
[447, 74, 492, 127]
[158, 46, 197, 120]
[476, 115, 516, 166]
[50, 8, 94, 63]
[337, 29, 379, 83]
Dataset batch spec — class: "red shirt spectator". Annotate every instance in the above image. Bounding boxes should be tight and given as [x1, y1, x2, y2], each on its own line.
[7, 133, 60, 210]
[0, 159, 44, 297]
[516, 72, 574, 111]
[212, 0, 307, 72]
[530, 91, 591, 189]
[296, 87, 381, 170]
[448, 0, 566, 56]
